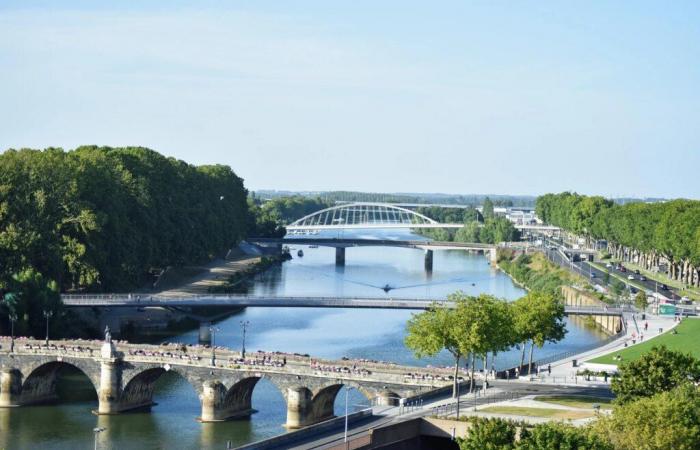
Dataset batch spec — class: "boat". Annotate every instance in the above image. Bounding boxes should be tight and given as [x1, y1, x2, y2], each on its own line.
[309, 245, 318, 249]
[297, 250, 304, 257]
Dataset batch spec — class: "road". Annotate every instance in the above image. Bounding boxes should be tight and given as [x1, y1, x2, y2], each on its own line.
[540, 236, 682, 302]
[274, 382, 613, 450]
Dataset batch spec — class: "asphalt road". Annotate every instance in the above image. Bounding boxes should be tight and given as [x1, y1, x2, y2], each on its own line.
[276, 382, 613, 450]
[540, 237, 681, 302]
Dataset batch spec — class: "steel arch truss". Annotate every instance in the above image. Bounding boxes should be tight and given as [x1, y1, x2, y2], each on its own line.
[287, 202, 439, 230]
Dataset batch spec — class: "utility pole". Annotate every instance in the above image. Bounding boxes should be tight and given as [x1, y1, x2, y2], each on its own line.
[43, 310, 54, 346]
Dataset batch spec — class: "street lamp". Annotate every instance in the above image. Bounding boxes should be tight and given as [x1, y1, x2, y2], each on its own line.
[43, 310, 54, 346]
[93, 427, 106, 450]
[240, 320, 250, 360]
[209, 325, 220, 367]
[9, 313, 17, 353]
[344, 385, 349, 444]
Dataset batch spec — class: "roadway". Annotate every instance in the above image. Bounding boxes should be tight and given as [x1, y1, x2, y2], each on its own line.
[248, 237, 494, 250]
[540, 237, 682, 302]
[255, 382, 613, 450]
[60, 294, 627, 315]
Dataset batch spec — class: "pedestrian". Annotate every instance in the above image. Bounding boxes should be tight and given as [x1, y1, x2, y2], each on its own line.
[644, 321, 648, 331]
[547, 364, 551, 375]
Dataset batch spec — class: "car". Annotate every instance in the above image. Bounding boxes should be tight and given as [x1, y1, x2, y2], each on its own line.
[590, 273, 596, 278]
[605, 263, 613, 269]
[660, 284, 669, 290]
[627, 275, 635, 280]
[634, 269, 641, 275]
[620, 267, 627, 273]
[631, 287, 638, 294]
[639, 276, 647, 281]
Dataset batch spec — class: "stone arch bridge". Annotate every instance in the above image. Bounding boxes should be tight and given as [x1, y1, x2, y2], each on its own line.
[0, 338, 451, 428]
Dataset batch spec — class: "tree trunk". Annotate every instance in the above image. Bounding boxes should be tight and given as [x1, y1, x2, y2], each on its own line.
[452, 356, 460, 398]
[527, 341, 535, 376]
[519, 342, 526, 371]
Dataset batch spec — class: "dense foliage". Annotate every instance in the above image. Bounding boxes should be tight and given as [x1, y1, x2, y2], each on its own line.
[456, 418, 611, 450]
[536, 192, 700, 286]
[254, 196, 331, 225]
[596, 383, 700, 450]
[611, 345, 700, 404]
[421, 217, 520, 244]
[0, 146, 249, 293]
[497, 252, 580, 297]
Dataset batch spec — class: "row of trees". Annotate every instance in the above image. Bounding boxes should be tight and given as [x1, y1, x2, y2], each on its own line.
[405, 291, 566, 397]
[1, 146, 253, 336]
[421, 217, 521, 244]
[536, 192, 700, 287]
[457, 346, 700, 449]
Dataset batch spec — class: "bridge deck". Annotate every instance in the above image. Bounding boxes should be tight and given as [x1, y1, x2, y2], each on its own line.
[248, 237, 495, 250]
[60, 294, 626, 315]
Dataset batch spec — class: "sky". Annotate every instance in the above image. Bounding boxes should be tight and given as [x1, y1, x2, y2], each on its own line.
[1, 1, 698, 199]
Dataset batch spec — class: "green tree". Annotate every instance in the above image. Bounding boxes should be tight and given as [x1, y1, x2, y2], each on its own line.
[512, 291, 567, 375]
[457, 417, 516, 450]
[596, 384, 700, 450]
[516, 422, 612, 450]
[634, 291, 648, 311]
[405, 295, 472, 398]
[483, 197, 495, 221]
[611, 346, 700, 404]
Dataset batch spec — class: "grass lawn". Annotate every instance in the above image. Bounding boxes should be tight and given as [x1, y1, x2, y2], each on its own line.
[533, 395, 612, 410]
[479, 406, 594, 420]
[589, 318, 700, 365]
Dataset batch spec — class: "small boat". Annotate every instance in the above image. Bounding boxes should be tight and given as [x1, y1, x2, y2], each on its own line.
[309, 245, 318, 249]
[297, 250, 304, 257]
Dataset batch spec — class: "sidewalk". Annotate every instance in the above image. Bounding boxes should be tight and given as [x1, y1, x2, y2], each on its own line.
[527, 312, 677, 386]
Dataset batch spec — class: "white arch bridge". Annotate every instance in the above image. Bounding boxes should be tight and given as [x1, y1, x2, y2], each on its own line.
[286, 202, 558, 231]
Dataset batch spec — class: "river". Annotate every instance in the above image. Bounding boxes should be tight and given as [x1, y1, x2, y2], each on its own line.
[0, 230, 607, 449]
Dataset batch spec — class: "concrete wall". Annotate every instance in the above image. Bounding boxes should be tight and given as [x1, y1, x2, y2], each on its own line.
[561, 286, 622, 335]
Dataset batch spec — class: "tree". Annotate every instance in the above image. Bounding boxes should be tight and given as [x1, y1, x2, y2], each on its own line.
[634, 291, 648, 311]
[611, 346, 700, 404]
[405, 295, 473, 398]
[512, 292, 567, 375]
[595, 384, 700, 450]
[516, 422, 612, 450]
[482, 197, 495, 221]
[457, 417, 517, 450]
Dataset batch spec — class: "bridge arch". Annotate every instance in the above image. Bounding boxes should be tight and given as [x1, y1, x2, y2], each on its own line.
[20, 360, 99, 405]
[288, 202, 438, 229]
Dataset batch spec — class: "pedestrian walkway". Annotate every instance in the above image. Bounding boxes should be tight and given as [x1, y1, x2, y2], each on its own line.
[534, 312, 677, 386]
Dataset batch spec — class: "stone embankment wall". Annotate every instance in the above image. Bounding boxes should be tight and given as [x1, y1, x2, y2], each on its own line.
[561, 286, 622, 335]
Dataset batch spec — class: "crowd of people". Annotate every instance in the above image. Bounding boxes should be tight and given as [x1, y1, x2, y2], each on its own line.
[310, 360, 373, 376]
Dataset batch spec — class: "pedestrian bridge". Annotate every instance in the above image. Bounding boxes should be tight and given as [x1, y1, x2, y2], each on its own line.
[0, 337, 453, 428]
[60, 294, 627, 316]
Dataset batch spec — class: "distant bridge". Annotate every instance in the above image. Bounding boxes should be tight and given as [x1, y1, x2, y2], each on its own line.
[60, 294, 628, 316]
[248, 237, 497, 268]
[0, 338, 450, 428]
[285, 202, 559, 232]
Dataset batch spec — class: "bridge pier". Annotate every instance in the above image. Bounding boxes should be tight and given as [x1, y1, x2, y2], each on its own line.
[376, 389, 399, 406]
[97, 360, 120, 414]
[286, 386, 313, 429]
[0, 369, 21, 407]
[490, 248, 498, 266]
[335, 247, 346, 266]
[424, 249, 433, 272]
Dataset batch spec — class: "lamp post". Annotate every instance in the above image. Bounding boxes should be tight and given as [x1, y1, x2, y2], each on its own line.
[344, 385, 349, 444]
[93, 427, 106, 450]
[240, 320, 250, 360]
[209, 325, 219, 367]
[43, 310, 54, 346]
[9, 313, 17, 353]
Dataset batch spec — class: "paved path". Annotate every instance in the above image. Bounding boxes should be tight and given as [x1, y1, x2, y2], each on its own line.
[154, 255, 261, 297]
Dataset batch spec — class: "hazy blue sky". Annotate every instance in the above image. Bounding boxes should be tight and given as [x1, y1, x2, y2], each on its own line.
[1, 1, 698, 198]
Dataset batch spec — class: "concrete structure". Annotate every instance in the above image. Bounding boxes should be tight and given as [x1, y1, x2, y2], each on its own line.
[561, 286, 623, 335]
[248, 237, 498, 268]
[60, 294, 628, 317]
[0, 338, 451, 428]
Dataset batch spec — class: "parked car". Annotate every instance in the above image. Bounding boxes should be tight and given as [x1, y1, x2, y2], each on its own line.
[660, 284, 669, 290]
[590, 273, 596, 278]
[605, 263, 613, 269]
[639, 276, 647, 281]
[627, 275, 635, 280]
[634, 269, 641, 275]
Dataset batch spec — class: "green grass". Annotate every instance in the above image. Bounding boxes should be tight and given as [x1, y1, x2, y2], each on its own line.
[479, 406, 594, 420]
[533, 395, 612, 410]
[589, 318, 700, 365]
